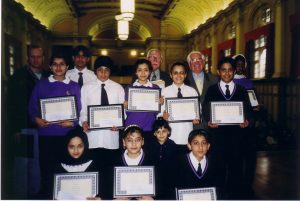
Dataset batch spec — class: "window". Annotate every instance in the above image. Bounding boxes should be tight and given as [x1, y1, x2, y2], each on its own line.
[224, 48, 231, 57]
[253, 35, 267, 78]
[9, 45, 15, 76]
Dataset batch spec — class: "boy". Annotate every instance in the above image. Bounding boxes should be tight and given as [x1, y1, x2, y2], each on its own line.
[203, 57, 252, 199]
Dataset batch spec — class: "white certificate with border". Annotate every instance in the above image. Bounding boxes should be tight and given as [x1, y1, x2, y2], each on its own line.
[114, 166, 155, 198]
[176, 187, 217, 200]
[166, 97, 200, 122]
[53, 172, 98, 200]
[211, 101, 244, 125]
[88, 104, 124, 130]
[247, 90, 259, 107]
[128, 87, 161, 112]
[40, 95, 78, 123]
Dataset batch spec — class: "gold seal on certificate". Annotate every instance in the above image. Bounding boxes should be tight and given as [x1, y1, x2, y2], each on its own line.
[176, 187, 217, 200]
[40, 95, 78, 123]
[128, 87, 161, 112]
[88, 104, 124, 130]
[53, 172, 98, 200]
[211, 101, 244, 125]
[165, 97, 200, 122]
[114, 166, 155, 198]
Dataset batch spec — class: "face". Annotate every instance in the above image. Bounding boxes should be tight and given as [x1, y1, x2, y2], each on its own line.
[96, 67, 110, 82]
[147, 51, 162, 71]
[73, 51, 90, 70]
[123, 132, 144, 157]
[50, 58, 69, 78]
[68, 137, 85, 159]
[28, 48, 44, 70]
[187, 135, 210, 161]
[154, 127, 170, 144]
[189, 53, 205, 74]
[235, 59, 246, 75]
[136, 63, 150, 83]
[170, 65, 186, 86]
[218, 62, 235, 83]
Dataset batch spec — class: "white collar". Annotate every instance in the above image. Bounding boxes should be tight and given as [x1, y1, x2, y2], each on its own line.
[48, 75, 70, 84]
[133, 80, 153, 87]
[220, 80, 234, 88]
[189, 152, 206, 173]
[234, 74, 246, 79]
[171, 82, 185, 89]
[74, 67, 88, 73]
[61, 160, 93, 172]
[124, 149, 144, 166]
[97, 79, 110, 85]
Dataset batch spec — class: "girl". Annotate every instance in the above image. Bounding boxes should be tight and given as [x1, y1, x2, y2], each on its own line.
[28, 53, 81, 198]
[124, 59, 163, 143]
[161, 62, 200, 152]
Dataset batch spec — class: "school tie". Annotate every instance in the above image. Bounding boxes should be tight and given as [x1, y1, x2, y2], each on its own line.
[101, 84, 109, 105]
[151, 73, 157, 81]
[78, 72, 83, 88]
[177, 88, 183, 98]
[225, 84, 230, 98]
[197, 163, 202, 176]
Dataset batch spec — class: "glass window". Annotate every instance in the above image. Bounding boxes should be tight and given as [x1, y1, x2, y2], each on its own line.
[253, 35, 267, 78]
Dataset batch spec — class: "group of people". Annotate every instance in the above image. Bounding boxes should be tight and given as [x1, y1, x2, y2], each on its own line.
[6, 45, 257, 200]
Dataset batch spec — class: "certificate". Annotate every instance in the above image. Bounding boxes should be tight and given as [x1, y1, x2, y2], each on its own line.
[40, 95, 77, 123]
[166, 97, 200, 122]
[88, 104, 124, 130]
[211, 101, 244, 125]
[247, 90, 259, 107]
[114, 166, 155, 198]
[176, 187, 217, 200]
[128, 87, 161, 112]
[53, 172, 98, 200]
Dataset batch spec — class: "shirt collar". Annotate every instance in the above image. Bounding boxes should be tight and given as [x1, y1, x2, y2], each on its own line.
[97, 79, 110, 85]
[48, 75, 70, 84]
[124, 149, 144, 166]
[189, 152, 207, 172]
[171, 82, 185, 89]
[192, 71, 204, 80]
[74, 67, 87, 73]
[220, 80, 234, 88]
[133, 79, 153, 87]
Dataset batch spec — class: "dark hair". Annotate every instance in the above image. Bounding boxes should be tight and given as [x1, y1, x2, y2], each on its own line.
[28, 45, 43, 56]
[217, 57, 236, 70]
[123, 125, 144, 139]
[188, 129, 211, 144]
[49, 53, 68, 66]
[93, 56, 114, 73]
[170, 62, 188, 74]
[134, 59, 153, 73]
[73, 45, 90, 57]
[152, 117, 171, 136]
[234, 55, 246, 63]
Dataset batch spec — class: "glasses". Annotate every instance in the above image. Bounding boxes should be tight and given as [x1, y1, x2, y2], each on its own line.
[126, 138, 143, 144]
[191, 58, 203, 63]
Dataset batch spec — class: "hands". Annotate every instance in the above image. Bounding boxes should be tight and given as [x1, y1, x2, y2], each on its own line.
[208, 121, 218, 128]
[240, 119, 249, 128]
[35, 117, 49, 127]
[82, 121, 90, 132]
[58, 120, 74, 128]
[159, 96, 164, 105]
[123, 101, 128, 109]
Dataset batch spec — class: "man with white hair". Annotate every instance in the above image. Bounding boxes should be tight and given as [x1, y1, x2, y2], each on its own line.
[186, 51, 218, 104]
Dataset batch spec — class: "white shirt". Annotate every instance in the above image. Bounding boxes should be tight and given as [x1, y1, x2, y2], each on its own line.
[219, 80, 235, 96]
[161, 83, 198, 145]
[189, 152, 207, 174]
[80, 79, 125, 149]
[123, 149, 144, 166]
[48, 75, 70, 84]
[66, 67, 97, 85]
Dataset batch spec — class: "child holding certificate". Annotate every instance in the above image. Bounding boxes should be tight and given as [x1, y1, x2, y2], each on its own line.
[124, 59, 163, 143]
[28, 53, 81, 198]
[203, 57, 252, 199]
[50, 127, 104, 200]
[161, 62, 200, 152]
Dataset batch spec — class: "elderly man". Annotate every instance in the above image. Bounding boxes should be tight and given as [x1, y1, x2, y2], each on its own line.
[132, 49, 172, 87]
[186, 51, 218, 104]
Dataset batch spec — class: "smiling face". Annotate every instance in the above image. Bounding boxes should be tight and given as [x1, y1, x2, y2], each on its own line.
[187, 135, 210, 161]
[136, 63, 150, 84]
[218, 62, 235, 83]
[68, 136, 85, 159]
[123, 132, 144, 158]
[189, 52, 205, 74]
[170, 65, 187, 86]
[147, 50, 162, 71]
[73, 51, 90, 70]
[49, 58, 68, 80]
[96, 66, 110, 82]
[154, 127, 170, 145]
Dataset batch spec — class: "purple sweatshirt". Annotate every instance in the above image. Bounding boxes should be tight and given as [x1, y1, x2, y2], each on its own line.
[125, 84, 160, 132]
[28, 77, 81, 136]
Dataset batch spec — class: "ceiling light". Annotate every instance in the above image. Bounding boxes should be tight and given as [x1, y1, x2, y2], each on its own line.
[120, 0, 135, 21]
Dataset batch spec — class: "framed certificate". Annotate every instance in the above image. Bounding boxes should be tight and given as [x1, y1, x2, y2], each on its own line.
[165, 97, 200, 123]
[88, 104, 124, 130]
[176, 187, 217, 200]
[40, 95, 78, 123]
[128, 87, 161, 112]
[114, 166, 155, 198]
[210, 101, 244, 125]
[247, 90, 259, 107]
[53, 172, 98, 200]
